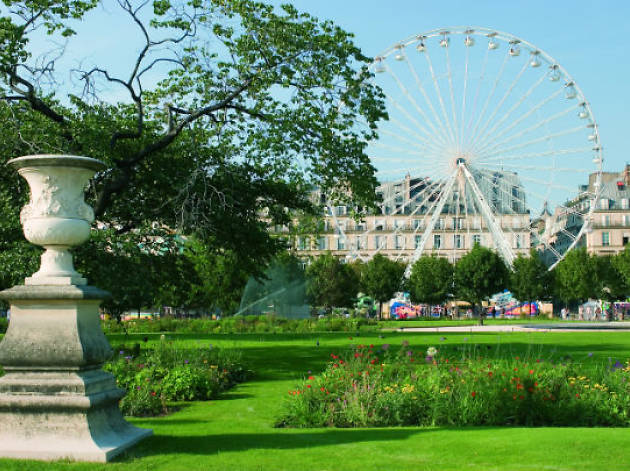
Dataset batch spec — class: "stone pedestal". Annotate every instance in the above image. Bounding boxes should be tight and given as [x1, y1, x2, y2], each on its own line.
[0, 285, 152, 462]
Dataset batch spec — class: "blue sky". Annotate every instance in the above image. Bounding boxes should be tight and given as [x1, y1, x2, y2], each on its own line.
[18, 0, 629, 176]
[286, 0, 629, 173]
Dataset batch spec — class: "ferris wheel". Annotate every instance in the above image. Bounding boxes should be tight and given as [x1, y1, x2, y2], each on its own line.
[334, 26, 602, 274]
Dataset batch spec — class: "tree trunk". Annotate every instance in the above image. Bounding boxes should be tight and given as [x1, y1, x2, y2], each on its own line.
[379, 301, 383, 321]
[477, 303, 484, 326]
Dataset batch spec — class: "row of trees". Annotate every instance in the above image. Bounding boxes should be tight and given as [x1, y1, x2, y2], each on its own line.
[304, 244, 630, 319]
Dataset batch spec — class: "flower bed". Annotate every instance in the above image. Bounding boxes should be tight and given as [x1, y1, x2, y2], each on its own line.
[104, 338, 250, 416]
[278, 342, 630, 427]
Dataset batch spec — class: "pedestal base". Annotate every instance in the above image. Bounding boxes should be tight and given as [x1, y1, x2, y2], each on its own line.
[0, 368, 152, 462]
[0, 285, 152, 462]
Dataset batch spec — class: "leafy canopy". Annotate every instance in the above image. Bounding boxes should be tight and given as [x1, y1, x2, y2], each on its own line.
[0, 0, 387, 290]
[408, 255, 453, 305]
[454, 244, 509, 307]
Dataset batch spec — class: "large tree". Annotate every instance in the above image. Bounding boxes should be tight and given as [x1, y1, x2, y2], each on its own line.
[408, 255, 453, 307]
[360, 253, 405, 319]
[509, 249, 553, 314]
[454, 244, 509, 325]
[553, 247, 598, 306]
[305, 253, 358, 311]
[0, 0, 386, 283]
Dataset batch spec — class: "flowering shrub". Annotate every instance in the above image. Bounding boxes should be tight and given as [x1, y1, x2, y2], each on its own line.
[278, 343, 630, 427]
[104, 339, 250, 416]
[102, 315, 377, 335]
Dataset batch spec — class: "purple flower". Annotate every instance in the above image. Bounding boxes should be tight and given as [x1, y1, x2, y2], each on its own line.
[463, 337, 468, 342]
[185, 359, 189, 364]
[425, 355, 433, 363]
[136, 386, 141, 390]
[119, 350, 124, 355]
[407, 350, 413, 357]
[382, 344, 390, 351]
[612, 360, 623, 370]
[587, 352, 593, 357]
[401, 340, 409, 347]
[439, 337, 446, 342]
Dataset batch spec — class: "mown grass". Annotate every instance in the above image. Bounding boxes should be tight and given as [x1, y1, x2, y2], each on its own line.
[1, 330, 630, 470]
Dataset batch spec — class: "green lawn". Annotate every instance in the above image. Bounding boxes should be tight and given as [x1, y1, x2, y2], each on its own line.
[379, 317, 580, 329]
[2, 330, 630, 470]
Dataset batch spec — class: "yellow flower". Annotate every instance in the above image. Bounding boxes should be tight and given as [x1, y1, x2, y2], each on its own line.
[210, 365, 218, 369]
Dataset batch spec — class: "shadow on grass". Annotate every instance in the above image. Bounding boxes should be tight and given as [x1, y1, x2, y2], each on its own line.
[119, 428, 422, 460]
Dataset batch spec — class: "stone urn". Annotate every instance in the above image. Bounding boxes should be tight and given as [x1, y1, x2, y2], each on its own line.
[0, 154, 152, 462]
[8, 154, 105, 285]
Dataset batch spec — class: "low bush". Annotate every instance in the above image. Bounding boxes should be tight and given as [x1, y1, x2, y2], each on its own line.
[104, 338, 250, 416]
[278, 343, 630, 427]
[102, 314, 378, 335]
[0, 318, 7, 334]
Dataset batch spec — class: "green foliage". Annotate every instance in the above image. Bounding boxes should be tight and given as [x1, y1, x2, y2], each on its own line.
[103, 339, 250, 416]
[305, 253, 359, 309]
[0, 0, 387, 280]
[454, 244, 509, 307]
[360, 254, 406, 305]
[510, 249, 553, 303]
[279, 343, 630, 428]
[594, 255, 627, 302]
[408, 255, 453, 305]
[101, 314, 378, 335]
[554, 247, 598, 304]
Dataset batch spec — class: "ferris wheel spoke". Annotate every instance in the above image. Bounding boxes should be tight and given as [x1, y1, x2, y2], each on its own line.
[404, 170, 459, 277]
[473, 72, 548, 153]
[424, 48, 458, 146]
[475, 102, 580, 158]
[370, 142, 424, 158]
[474, 161, 591, 174]
[468, 51, 510, 147]
[444, 46, 461, 150]
[384, 71, 450, 149]
[478, 124, 588, 160]
[378, 127, 432, 154]
[404, 52, 454, 146]
[470, 59, 531, 152]
[464, 46, 490, 145]
[460, 164, 516, 266]
[459, 44, 471, 152]
[473, 167, 553, 208]
[471, 88, 564, 156]
[387, 114, 451, 155]
[475, 146, 593, 165]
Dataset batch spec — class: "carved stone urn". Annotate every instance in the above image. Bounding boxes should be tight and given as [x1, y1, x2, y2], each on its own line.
[0, 155, 152, 462]
[9, 154, 103, 285]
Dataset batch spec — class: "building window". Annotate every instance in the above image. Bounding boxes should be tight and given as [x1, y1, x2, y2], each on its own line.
[413, 219, 423, 229]
[472, 234, 481, 246]
[395, 235, 405, 250]
[602, 215, 610, 226]
[414, 235, 422, 249]
[436, 218, 444, 230]
[317, 237, 327, 250]
[602, 232, 610, 247]
[625, 215, 630, 227]
[515, 234, 522, 249]
[395, 219, 405, 229]
[375, 235, 386, 249]
[599, 198, 609, 210]
[624, 234, 630, 246]
[337, 237, 345, 250]
[473, 217, 481, 229]
[512, 218, 521, 229]
[622, 198, 629, 209]
[299, 237, 310, 250]
[453, 234, 462, 249]
[452, 218, 463, 230]
[375, 219, 385, 231]
[355, 236, 365, 250]
[433, 234, 441, 249]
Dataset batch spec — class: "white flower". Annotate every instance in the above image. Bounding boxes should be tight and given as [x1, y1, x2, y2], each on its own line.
[427, 346, 438, 357]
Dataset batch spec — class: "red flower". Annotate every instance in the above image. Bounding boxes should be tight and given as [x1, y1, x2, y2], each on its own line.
[354, 353, 360, 358]
[514, 368, 518, 372]
[534, 382, 538, 387]
[471, 391, 476, 398]
[519, 395, 524, 400]
[306, 384, 311, 389]
[320, 387, 325, 392]
[370, 344, 374, 349]
[308, 376, 314, 380]
[151, 391, 156, 396]
[528, 387, 534, 393]
[528, 369, 534, 375]
[575, 393, 580, 398]
[488, 372, 493, 377]
[515, 356, 520, 360]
